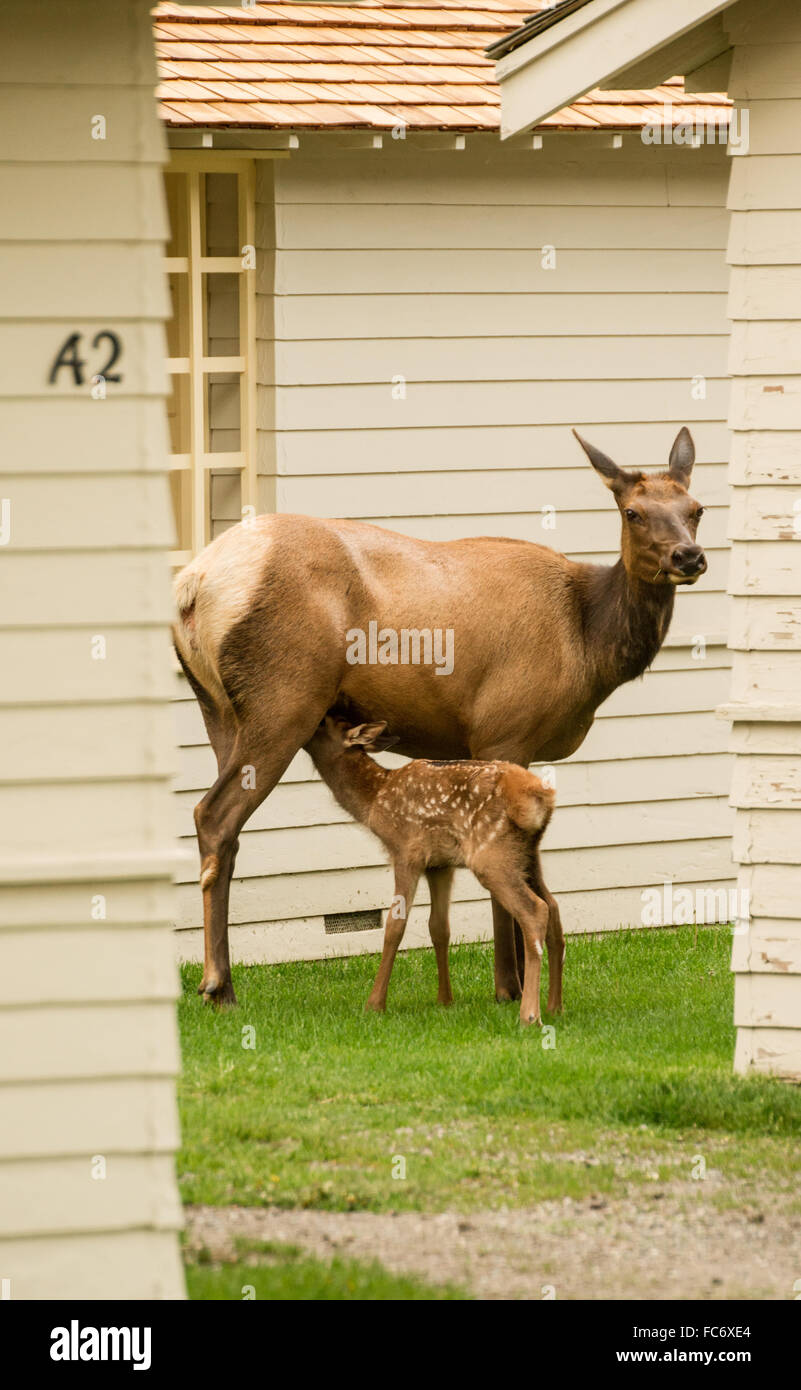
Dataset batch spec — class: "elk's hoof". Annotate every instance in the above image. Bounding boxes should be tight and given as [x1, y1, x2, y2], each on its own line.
[495, 983, 522, 1003]
[200, 979, 237, 1007]
[364, 998, 385, 1014]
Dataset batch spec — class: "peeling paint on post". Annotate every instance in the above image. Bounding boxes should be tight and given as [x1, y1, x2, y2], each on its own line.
[721, 0, 801, 1082]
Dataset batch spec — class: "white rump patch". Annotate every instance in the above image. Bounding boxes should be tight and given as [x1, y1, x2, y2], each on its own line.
[173, 521, 272, 704]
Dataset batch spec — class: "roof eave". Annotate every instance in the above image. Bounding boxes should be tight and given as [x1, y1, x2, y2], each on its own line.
[493, 0, 738, 139]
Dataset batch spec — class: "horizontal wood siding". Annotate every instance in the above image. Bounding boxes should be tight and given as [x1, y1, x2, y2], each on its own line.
[0, 0, 184, 1296]
[724, 0, 801, 1081]
[175, 134, 734, 962]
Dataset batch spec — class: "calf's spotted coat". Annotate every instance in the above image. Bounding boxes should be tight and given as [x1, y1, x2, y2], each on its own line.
[306, 716, 560, 1024]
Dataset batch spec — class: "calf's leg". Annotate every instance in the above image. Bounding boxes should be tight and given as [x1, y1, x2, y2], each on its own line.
[474, 858, 548, 1026]
[528, 847, 564, 1015]
[366, 866, 420, 1013]
[513, 921, 526, 986]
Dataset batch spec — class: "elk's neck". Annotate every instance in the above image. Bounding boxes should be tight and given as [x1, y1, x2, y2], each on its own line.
[578, 559, 675, 701]
[307, 745, 388, 825]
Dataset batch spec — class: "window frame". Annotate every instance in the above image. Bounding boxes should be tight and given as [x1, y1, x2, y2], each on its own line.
[164, 153, 258, 564]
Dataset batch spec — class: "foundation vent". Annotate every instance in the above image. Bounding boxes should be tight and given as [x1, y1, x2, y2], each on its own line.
[324, 908, 382, 935]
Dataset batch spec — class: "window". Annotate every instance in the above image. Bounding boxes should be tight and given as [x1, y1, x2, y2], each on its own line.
[163, 156, 257, 564]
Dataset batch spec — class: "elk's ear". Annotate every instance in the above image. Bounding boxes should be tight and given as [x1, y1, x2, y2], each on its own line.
[668, 426, 695, 487]
[572, 429, 629, 494]
[344, 721, 397, 750]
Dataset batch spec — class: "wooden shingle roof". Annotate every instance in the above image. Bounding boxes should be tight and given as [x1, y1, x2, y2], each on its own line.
[486, 0, 593, 62]
[153, 1, 731, 132]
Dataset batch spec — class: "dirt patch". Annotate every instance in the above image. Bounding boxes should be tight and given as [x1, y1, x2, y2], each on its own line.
[185, 1187, 801, 1300]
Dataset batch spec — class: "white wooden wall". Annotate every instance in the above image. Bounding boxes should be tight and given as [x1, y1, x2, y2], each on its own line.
[0, 0, 185, 1296]
[724, 0, 801, 1080]
[174, 132, 737, 964]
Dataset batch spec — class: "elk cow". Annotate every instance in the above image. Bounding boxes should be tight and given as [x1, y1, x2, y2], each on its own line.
[173, 427, 705, 1006]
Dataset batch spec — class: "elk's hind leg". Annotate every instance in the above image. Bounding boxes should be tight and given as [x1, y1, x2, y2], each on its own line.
[426, 867, 454, 1005]
[194, 701, 329, 1005]
[194, 742, 287, 1005]
[181, 662, 242, 1001]
[192, 603, 345, 1006]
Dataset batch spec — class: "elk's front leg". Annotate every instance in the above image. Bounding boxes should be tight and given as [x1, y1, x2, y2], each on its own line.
[366, 867, 420, 1013]
[491, 897, 522, 1002]
[470, 740, 528, 1002]
[426, 867, 454, 1005]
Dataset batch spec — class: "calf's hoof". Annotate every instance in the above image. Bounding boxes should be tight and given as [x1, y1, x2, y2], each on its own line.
[364, 997, 386, 1014]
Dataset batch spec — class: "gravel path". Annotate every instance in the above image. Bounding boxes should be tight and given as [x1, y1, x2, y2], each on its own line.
[185, 1189, 801, 1300]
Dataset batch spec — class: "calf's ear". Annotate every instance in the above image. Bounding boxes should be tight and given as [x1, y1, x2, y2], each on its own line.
[345, 721, 396, 750]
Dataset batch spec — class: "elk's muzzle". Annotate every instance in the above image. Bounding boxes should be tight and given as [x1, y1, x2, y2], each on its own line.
[669, 544, 707, 583]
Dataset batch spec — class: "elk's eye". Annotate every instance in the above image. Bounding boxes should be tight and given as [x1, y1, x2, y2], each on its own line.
[695, 506, 705, 519]
[624, 508, 640, 522]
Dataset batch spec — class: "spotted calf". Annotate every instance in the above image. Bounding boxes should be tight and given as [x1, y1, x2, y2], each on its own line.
[305, 716, 561, 1025]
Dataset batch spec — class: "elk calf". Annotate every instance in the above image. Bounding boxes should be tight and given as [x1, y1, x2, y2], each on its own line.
[306, 716, 561, 1025]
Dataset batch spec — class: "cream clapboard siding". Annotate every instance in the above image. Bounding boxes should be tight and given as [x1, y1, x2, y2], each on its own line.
[174, 131, 736, 964]
[724, 0, 801, 1080]
[0, 0, 185, 1296]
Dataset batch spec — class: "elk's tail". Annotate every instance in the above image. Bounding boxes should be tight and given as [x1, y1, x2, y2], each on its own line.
[171, 558, 230, 713]
[173, 565, 201, 623]
[172, 562, 202, 667]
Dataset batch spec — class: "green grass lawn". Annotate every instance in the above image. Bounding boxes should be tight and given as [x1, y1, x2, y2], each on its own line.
[177, 926, 801, 1215]
[185, 1239, 468, 1301]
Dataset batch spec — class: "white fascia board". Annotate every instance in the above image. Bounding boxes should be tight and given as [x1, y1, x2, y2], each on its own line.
[496, 0, 738, 138]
